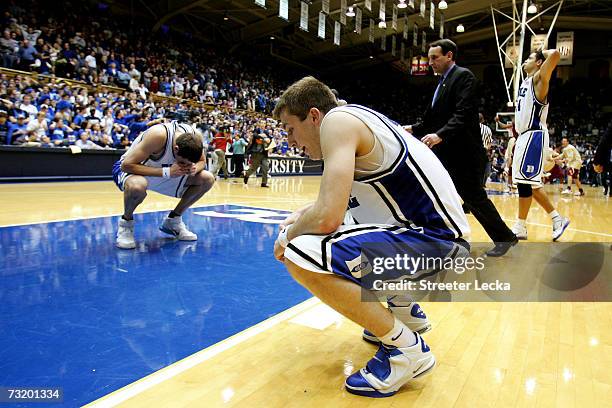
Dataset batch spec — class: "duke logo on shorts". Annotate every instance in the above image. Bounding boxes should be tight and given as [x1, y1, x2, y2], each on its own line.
[512, 76, 550, 186]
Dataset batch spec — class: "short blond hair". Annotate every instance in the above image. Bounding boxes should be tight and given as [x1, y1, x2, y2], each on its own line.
[273, 76, 338, 120]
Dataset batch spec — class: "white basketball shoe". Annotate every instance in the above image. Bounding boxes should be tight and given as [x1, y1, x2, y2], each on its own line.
[511, 221, 528, 240]
[552, 216, 570, 241]
[345, 333, 436, 397]
[159, 216, 197, 241]
[116, 218, 136, 249]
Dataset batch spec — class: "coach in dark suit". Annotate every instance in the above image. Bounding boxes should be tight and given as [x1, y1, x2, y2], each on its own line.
[407, 39, 517, 256]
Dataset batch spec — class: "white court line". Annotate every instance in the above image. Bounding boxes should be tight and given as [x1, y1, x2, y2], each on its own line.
[83, 297, 320, 408]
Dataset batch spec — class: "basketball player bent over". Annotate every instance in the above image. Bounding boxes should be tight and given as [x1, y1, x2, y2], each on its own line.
[112, 121, 215, 249]
[272, 77, 470, 397]
[511, 50, 569, 241]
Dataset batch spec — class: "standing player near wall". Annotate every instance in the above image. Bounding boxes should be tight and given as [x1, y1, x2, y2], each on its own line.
[511, 49, 570, 241]
[560, 137, 584, 196]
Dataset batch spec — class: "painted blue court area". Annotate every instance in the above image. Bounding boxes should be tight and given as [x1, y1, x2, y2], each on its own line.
[0, 205, 310, 407]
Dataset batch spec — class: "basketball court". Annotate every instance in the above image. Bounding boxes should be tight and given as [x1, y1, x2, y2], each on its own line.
[1, 177, 610, 407]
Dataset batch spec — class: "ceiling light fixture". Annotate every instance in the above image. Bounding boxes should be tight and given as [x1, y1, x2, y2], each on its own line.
[346, 6, 356, 17]
[456, 23, 464, 33]
[438, 0, 448, 10]
[398, 0, 408, 9]
[378, 20, 387, 29]
[527, 2, 537, 14]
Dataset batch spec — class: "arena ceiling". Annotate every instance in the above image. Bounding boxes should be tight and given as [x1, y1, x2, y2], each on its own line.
[105, 0, 612, 73]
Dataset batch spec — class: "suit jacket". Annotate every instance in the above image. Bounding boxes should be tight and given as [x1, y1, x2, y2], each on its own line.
[411, 64, 487, 174]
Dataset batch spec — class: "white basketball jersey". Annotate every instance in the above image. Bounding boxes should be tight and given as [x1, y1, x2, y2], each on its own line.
[515, 76, 549, 134]
[120, 121, 197, 167]
[323, 104, 470, 241]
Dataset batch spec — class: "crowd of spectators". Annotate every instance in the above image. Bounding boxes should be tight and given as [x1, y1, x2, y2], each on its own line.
[1, 0, 283, 113]
[0, 71, 305, 159]
[0, 0, 309, 157]
[1, 0, 609, 186]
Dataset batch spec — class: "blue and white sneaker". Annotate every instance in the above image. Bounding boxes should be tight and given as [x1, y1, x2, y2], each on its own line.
[362, 302, 431, 344]
[345, 333, 436, 397]
[552, 216, 570, 241]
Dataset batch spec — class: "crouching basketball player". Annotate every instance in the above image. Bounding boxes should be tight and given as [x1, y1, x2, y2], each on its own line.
[272, 77, 470, 397]
[112, 121, 215, 249]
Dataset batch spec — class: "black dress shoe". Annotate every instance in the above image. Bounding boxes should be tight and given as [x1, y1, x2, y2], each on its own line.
[486, 235, 519, 257]
[261, 183, 269, 188]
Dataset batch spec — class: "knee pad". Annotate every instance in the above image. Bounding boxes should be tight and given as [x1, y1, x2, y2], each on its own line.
[517, 183, 532, 198]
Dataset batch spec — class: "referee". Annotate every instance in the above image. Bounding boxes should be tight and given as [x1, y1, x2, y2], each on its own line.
[480, 113, 493, 187]
[407, 39, 517, 257]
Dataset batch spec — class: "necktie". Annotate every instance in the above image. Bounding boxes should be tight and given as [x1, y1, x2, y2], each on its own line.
[431, 75, 445, 107]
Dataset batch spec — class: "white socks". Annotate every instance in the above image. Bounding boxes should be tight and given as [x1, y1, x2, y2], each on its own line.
[378, 317, 417, 348]
[549, 210, 561, 222]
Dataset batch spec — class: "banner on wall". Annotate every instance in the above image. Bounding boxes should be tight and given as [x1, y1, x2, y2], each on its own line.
[279, 0, 289, 20]
[318, 12, 326, 39]
[530, 34, 547, 52]
[355, 7, 362, 34]
[411, 55, 429, 75]
[207, 155, 323, 176]
[340, 0, 347, 25]
[300, 1, 309, 31]
[505, 37, 521, 68]
[429, 1, 435, 30]
[392, 4, 398, 31]
[334, 21, 341, 45]
[557, 32, 574, 66]
[322, 0, 330, 14]
[254, 0, 265, 8]
[379, 0, 386, 21]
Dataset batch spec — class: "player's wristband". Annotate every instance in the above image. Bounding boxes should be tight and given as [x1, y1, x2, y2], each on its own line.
[162, 167, 171, 179]
[277, 225, 292, 248]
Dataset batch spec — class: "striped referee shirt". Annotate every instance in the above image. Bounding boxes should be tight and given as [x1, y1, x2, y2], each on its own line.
[480, 123, 493, 151]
